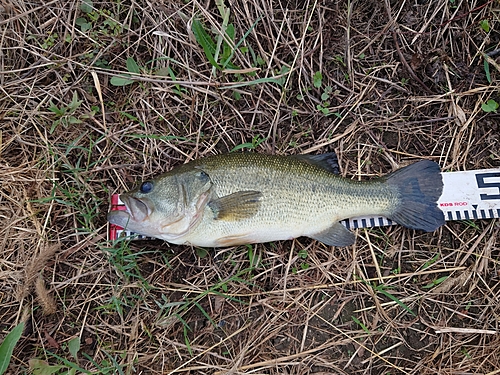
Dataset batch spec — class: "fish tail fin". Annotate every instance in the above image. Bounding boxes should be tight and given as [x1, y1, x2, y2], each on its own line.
[386, 160, 444, 232]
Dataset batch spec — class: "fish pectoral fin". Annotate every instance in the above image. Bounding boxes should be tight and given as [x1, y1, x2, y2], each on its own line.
[310, 223, 355, 247]
[291, 152, 340, 175]
[208, 190, 262, 221]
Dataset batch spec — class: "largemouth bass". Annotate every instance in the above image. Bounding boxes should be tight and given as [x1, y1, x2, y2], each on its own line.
[107, 152, 444, 247]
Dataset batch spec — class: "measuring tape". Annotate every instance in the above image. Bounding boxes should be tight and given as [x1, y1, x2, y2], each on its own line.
[342, 168, 500, 230]
[108, 168, 500, 241]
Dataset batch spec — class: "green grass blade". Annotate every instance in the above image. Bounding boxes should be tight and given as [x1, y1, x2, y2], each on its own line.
[29, 359, 64, 375]
[0, 322, 24, 375]
[102, 350, 125, 375]
[221, 23, 235, 66]
[46, 351, 91, 374]
[210, 290, 247, 305]
[193, 301, 216, 327]
[484, 58, 491, 83]
[183, 325, 193, 356]
[174, 315, 193, 356]
[191, 19, 220, 69]
[224, 77, 282, 88]
[351, 316, 370, 333]
[422, 253, 439, 270]
[222, 16, 261, 69]
[230, 142, 256, 152]
[377, 288, 416, 316]
[213, 3, 230, 70]
[422, 276, 448, 289]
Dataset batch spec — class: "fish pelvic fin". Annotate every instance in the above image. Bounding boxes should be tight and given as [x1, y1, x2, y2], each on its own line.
[310, 222, 355, 247]
[209, 190, 263, 221]
[386, 160, 444, 232]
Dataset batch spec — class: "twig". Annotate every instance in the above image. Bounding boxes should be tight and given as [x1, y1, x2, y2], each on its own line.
[383, 0, 434, 94]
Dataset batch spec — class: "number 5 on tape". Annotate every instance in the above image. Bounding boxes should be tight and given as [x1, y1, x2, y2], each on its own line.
[476, 172, 500, 201]
[439, 169, 500, 221]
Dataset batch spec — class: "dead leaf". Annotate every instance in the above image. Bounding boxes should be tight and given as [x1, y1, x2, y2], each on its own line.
[452, 103, 467, 127]
[44, 330, 60, 349]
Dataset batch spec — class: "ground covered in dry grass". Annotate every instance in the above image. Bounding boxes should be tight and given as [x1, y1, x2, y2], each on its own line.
[1, 0, 500, 373]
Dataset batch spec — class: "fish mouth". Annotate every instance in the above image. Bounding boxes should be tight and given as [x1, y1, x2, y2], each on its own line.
[107, 195, 151, 229]
[121, 195, 151, 222]
[107, 209, 131, 229]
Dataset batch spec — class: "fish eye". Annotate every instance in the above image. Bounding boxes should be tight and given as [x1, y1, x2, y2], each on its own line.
[140, 181, 154, 194]
[196, 171, 209, 180]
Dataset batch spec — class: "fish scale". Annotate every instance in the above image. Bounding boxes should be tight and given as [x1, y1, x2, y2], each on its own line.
[107, 152, 444, 247]
[188, 157, 396, 246]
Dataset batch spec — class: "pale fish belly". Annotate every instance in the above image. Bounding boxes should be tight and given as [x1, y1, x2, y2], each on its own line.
[172, 195, 348, 247]
[181, 224, 300, 247]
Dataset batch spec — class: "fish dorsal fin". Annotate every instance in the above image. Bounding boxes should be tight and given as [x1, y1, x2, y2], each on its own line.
[209, 191, 262, 221]
[310, 222, 355, 246]
[291, 152, 340, 174]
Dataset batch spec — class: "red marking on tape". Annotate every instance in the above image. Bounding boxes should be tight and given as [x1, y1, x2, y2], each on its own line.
[440, 202, 468, 207]
[111, 194, 120, 205]
[109, 224, 120, 240]
[109, 194, 126, 240]
[111, 194, 127, 210]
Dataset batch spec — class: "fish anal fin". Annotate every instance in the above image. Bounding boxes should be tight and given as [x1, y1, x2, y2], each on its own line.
[215, 233, 255, 246]
[310, 222, 355, 247]
[209, 191, 262, 221]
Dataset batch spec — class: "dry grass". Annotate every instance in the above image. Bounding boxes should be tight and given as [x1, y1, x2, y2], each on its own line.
[1, 0, 499, 373]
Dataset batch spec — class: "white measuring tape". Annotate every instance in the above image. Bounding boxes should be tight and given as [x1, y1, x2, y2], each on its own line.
[108, 168, 500, 240]
[342, 168, 500, 229]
